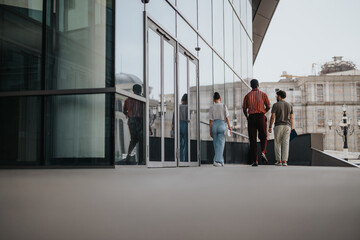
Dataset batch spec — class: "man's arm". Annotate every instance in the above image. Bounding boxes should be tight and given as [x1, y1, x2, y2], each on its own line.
[290, 113, 294, 130]
[268, 113, 275, 133]
[243, 108, 248, 120]
[264, 94, 271, 113]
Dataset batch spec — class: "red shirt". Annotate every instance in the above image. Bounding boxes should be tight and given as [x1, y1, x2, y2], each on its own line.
[242, 89, 270, 114]
[124, 98, 143, 118]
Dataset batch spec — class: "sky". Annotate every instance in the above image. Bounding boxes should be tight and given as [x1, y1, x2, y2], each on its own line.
[253, 0, 360, 83]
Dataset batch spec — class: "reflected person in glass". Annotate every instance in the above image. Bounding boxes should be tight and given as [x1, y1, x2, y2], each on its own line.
[179, 94, 188, 162]
[123, 84, 144, 165]
[209, 92, 232, 167]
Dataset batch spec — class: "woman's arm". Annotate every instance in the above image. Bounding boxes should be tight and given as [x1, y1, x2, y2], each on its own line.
[225, 117, 232, 134]
[209, 120, 213, 138]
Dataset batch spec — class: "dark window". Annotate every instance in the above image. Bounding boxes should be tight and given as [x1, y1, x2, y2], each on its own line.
[0, 97, 42, 165]
[0, 1, 43, 91]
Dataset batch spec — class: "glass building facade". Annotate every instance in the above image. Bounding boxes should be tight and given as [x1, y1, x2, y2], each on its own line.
[0, 0, 257, 167]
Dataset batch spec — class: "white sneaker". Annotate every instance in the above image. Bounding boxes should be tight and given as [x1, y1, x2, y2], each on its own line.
[282, 162, 288, 166]
[213, 162, 222, 167]
[275, 161, 282, 166]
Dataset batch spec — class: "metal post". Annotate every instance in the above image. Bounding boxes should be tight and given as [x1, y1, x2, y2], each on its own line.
[344, 126, 348, 149]
[343, 110, 348, 150]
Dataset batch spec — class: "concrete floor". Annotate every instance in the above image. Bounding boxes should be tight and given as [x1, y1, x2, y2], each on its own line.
[1, 165, 360, 240]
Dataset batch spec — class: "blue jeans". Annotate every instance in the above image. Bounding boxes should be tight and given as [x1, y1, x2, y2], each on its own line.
[212, 120, 226, 163]
[180, 120, 188, 162]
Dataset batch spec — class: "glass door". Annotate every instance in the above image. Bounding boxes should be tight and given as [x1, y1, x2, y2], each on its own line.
[147, 20, 177, 167]
[178, 46, 199, 167]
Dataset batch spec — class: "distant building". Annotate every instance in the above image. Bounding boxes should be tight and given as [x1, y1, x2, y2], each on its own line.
[262, 57, 360, 152]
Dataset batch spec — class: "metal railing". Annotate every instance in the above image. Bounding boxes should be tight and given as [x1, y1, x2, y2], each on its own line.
[200, 121, 249, 139]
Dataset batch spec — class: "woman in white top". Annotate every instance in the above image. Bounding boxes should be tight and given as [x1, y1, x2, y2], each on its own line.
[209, 92, 232, 166]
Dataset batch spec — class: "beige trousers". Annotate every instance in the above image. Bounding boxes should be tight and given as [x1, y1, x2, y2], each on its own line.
[274, 125, 291, 162]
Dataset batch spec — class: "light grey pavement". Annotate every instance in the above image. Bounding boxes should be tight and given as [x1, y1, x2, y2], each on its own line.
[1, 165, 360, 240]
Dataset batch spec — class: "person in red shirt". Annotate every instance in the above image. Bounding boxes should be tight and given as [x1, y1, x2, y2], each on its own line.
[242, 79, 271, 166]
[124, 84, 144, 165]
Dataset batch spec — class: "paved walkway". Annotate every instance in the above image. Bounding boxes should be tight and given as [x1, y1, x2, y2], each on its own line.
[1, 166, 360, 240]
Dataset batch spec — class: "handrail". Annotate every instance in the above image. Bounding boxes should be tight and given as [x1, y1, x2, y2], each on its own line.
[200, 121, 249, 139]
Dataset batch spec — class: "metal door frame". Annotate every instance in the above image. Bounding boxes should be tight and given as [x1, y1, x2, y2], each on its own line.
[177, 45, 199, 167]
[145, 15, 199, 167]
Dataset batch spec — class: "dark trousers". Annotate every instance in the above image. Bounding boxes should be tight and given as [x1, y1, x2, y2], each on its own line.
[248, 113, 267, 163]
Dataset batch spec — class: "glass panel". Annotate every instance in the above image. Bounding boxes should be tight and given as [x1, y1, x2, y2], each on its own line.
[198, 39, 213, 164]
[224, 1, 233, 68]
[212, 0, 224, 57]
[147, 0, 175, 36]
[115, 94, 145, 165]
[246, 0, 252, 39]
[241, 27, 248, 81]
[247, 37, 253, 79]
[240, 0, 247, 26]
[163, 40, 175, 162]
[0, 1, 43, 91]
[232, 0, 240, 16]
[0, 96, 42, 165]
[198, 0, 212, 43]
[225, 66, 234, 144]
[177, 0, 197, 27]
[177, 15, 198, 56]
[213, 53, 225, 98]
[46, 0, 112, 89]
[189, 60, 198, 162]
[178, 52, 188, 162]
[116, 0, 144, 94]
[45, 94, 111, 165]
[148, 29, 161, 161]
[234, 75, 249, 140]
[233, 15, 241, 75]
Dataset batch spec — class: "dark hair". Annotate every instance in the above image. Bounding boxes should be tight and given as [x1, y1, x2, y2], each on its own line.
[250, 79, 259, 89]
[276, 90, 286, 99]
[181, 93, 188, 103]
[133, 84, 142, 95]
[213, 92, 221, 100]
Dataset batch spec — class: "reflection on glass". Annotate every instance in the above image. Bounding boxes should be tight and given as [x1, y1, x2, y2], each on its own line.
[147, 0, 175, 36]
[198, 38, 213, 163]
[248, 39, 253, 80]
[0, 1, 43, 91]
[148, 29, 161, 161]
[177, 0, 197, 27]
[198, 0, 212, 42]
[0, 96, 42, 165]
[233, 14, 241, 75]
[241, 28, 248, 81]
[115, 93, 145, 165]
[178, 53, 189, 162]
[240, 0, 247, 26]
[213, 53, 225, 98]
[212, 0, 224, 56]
[177, 16, 198, 56]
[224, 1, 234, 68]
[246, 0, 253, 39]
[225, 66, 234, 143]
[46, 94, 110, 165]
[46, 0, 112, 89]
[232, 0, 240, 16]
[189, 61, 198, 162]
[116, 0, 144, 93]
[198, 39, 213, 124]
[164, 41, 175, 162]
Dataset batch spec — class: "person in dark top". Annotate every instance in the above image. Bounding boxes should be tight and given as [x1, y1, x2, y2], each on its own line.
[242, 79, 271, 167]
[179, 94, 188, 162]
[268, 90, 294, 166]
[124, 84, 144, 165]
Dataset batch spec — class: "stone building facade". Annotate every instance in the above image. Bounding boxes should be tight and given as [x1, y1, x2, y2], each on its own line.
[261, 69, 360, 152]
